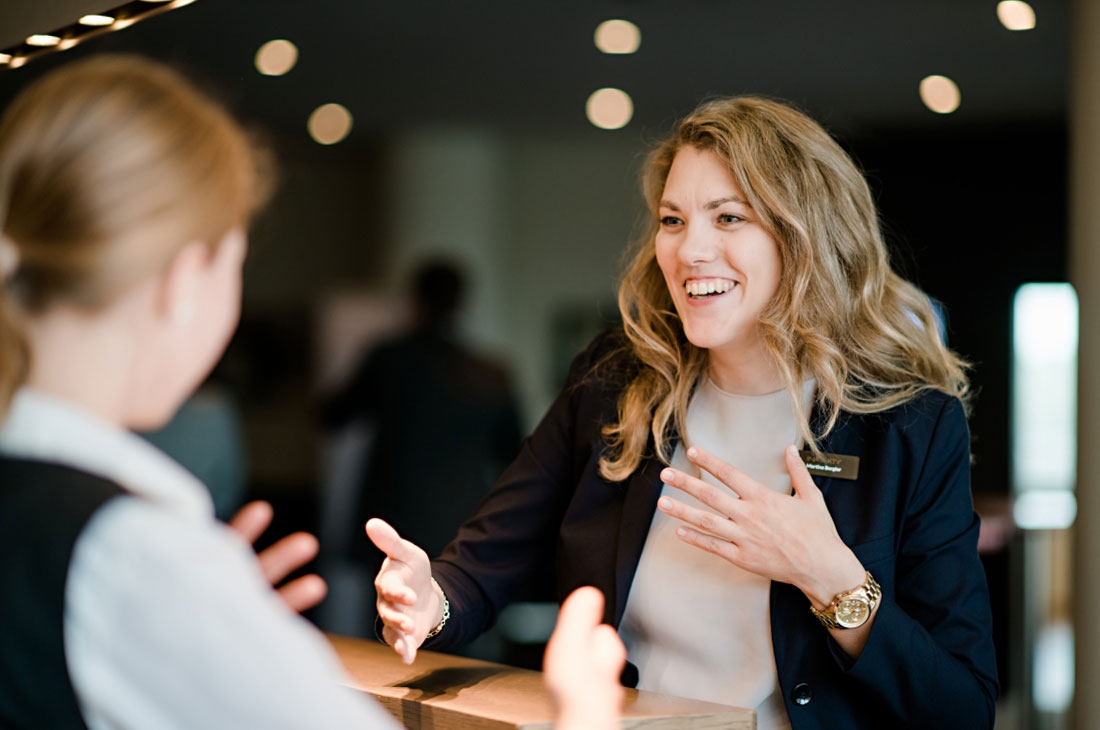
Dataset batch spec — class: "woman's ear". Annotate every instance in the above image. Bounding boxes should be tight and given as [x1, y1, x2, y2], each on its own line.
[155, 241, 212, 328]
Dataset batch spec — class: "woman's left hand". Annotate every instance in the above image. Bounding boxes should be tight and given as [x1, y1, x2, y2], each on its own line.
[658, 444, 864, 608]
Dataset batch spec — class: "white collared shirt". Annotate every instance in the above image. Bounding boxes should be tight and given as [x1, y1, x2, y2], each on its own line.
[0, 388, 398, 730]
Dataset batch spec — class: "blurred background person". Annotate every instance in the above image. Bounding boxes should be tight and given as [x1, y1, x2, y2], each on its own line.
[322, 259, 521, 563]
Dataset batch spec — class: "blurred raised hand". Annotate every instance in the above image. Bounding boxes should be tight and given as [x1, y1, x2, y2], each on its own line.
[544, 586, 626, 730]
[228, 500, 327, 613]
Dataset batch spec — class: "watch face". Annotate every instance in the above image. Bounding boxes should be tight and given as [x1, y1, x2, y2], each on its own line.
[836, 598, 870, 628]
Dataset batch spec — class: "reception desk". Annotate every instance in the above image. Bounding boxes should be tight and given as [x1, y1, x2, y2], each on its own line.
[330, 634, 755, 729]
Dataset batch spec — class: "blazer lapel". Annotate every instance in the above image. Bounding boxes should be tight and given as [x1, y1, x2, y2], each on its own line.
[808, 398, 839, 499]
[807, 398, 871, 499]
[611, 454, 665, 626]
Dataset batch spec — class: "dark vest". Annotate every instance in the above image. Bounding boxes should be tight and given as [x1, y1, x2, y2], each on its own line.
[0, 457, 126, 730]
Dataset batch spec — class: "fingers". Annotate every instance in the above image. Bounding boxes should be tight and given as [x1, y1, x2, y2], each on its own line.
[381, 625, 417, 664]
[367, 519, 427, 608]
[374, 562, 417, 605]
[657, 496, 740, 541]
[554, 586, 605, 641]
[377, 599, 416, 633]
[399, 639, 416, 664]
[394, 633, 416, 664]
[685, 445, 763, 498]
[544, 587, 624, 729]
[661, 466, 743, 516]
[674, 524, 741, 564]
[785, 445, 822, 500]
[545, 587, 608, 674]
[227, 500, 273, 544]
[229, 504, 325, 614]
[381, 624, 400, 648]
[256, 532, 320, 585]
[277, 574, 328, 613]
[378, 599, 420, 664]
[591, 624, 627, 669]
[365, 518, 424, 565]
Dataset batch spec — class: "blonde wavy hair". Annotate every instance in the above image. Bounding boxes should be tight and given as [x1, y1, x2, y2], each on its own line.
[0, 55, 270, 415]
[599, 96, 969, 482]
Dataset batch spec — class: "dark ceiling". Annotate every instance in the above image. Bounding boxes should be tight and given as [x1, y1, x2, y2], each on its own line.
[0, 0, 1069, 143]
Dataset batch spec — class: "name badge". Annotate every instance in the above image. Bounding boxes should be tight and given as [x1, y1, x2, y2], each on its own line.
[799, 450, 860, 480]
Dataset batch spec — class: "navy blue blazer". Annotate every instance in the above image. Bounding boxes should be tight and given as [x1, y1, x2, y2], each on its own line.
[428, 332, 998, 730]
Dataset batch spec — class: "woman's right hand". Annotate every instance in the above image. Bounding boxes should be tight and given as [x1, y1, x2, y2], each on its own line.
[365, 518, 444, 664]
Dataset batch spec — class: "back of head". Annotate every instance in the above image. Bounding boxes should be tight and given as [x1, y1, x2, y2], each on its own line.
[0, 54, 268, 413]
[413, 259, 465, 325]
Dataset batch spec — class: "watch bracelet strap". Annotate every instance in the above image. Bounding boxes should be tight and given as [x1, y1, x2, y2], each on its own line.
[809, 571, 881, 629]
[425, 577, 451, 639]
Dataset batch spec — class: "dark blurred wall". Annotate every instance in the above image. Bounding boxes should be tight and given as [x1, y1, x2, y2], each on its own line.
[849, 122, 1067, 697]
[851, 124, 1067, 499]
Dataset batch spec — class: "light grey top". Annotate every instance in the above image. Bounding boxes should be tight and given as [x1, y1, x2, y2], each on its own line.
[619, 377, 816, 730]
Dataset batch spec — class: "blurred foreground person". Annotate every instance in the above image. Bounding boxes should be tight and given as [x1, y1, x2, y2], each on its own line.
[0, 55, 621, 730]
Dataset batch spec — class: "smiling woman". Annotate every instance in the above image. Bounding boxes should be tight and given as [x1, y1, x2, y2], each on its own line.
[653, 146, 784, 394]
[367, 95, 997, 730]
[608, 97, 970, 481]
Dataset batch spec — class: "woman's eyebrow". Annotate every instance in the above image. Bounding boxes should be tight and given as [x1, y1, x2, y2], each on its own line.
[704, 196, 747, 209]
[659, 196, 749, 211]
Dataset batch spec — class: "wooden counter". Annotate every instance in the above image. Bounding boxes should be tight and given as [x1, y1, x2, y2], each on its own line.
[330, 634, 755, 729]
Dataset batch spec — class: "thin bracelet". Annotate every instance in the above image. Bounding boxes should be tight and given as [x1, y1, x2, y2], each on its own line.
[424, 578, 450, 639]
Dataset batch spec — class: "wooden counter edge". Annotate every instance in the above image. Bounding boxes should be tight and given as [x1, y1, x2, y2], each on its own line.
[328, 633, 755, 730]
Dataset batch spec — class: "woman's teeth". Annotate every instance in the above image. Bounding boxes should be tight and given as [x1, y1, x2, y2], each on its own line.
[686, 279, 735, 298]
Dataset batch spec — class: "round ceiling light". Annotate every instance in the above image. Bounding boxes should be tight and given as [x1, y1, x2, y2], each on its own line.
[308, 103, 353, 145]
[255, 39, 298, 76]
[997, 1, 1036, 30]
[919, 75, 961, 114]
[586, 88, 634, 130]
[594, 19, 641, 54]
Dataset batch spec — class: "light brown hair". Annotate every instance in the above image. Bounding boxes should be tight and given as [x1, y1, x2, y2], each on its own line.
[0, 55, 269, 414]
[599, 96, 969, 481]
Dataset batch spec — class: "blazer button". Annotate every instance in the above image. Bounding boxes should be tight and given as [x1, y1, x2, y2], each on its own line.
[792, 682, 813, 705]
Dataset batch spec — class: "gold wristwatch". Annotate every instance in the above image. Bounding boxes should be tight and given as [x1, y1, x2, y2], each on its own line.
[809, 571, 881, 629]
